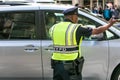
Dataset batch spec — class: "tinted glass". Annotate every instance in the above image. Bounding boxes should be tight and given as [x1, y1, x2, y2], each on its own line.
[0, 12, 36, 39]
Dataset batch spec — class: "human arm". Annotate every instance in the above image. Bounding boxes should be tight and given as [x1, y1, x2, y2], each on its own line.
[92, 18, 117, 35]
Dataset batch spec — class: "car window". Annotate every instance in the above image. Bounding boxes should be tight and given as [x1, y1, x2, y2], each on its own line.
[77, 14, 104, 41]
[0, 13, 13, 39]
[43, 10, 119, 41]
[105, 30, 119, 40]
[78, 13, 120, 40]
[43, 11, 104, 41]
[78, 14, 100, 26]
[44, 11, 64, 39]
[0, 12, 36, 39]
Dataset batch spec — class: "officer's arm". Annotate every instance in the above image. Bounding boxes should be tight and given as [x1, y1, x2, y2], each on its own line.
[92, 18, 117, 35]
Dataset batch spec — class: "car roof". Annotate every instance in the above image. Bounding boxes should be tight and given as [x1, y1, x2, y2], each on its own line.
[0, 3, 74, 11]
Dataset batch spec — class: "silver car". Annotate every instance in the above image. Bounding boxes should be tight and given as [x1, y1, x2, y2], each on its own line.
[0, 2, 120, 80]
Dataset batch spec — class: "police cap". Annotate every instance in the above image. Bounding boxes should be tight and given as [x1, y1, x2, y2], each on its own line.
[63, 7, 78, 15]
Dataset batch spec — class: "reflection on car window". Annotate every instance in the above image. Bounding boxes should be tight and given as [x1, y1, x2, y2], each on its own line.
[0, 13, 13, 39]
[78, 15, 96, 25]
[45, 12, 56, 39]
[0, 12, 36, 39]
[45, 11, 64, 39]
[105, 30, 119, 40]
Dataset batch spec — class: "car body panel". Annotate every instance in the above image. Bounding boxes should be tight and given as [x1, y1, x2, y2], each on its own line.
[81, 41, 108, 80]
[41, 40, 53, 80]
[0, 41, 42, 77]
[108, 39, 120, 80]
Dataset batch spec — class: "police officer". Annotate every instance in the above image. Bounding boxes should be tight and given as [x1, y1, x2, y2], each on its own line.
[49, 7, 117, 80]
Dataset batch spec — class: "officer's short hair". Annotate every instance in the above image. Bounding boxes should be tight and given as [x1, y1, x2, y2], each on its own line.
[63, 7, 78, 16]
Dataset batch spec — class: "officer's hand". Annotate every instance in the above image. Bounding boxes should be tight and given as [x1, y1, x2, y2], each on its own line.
[108, 18, 119, 24]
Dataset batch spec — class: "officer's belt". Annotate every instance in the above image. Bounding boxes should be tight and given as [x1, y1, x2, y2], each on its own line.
[54, 46, 78, 51]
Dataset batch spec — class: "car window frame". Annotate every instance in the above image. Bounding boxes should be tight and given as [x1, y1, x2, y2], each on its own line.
[40, 10, 64, 40]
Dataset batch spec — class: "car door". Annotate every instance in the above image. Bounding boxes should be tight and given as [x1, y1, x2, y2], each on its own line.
[78, 14, 109, 80]
[40, 10, 64, 80]
[0, 11, 42, 79]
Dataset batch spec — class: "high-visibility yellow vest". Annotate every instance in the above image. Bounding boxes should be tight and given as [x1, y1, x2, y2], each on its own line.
[50, 22, 83, 61]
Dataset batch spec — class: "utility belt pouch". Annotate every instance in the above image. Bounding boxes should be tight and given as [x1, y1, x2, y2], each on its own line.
[74, 56, 84, 74]
[63, 56, 84, 75]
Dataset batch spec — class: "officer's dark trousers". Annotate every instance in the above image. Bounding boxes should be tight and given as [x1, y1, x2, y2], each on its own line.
[53, 62, 70, 80]
[53, 61, 82, 80]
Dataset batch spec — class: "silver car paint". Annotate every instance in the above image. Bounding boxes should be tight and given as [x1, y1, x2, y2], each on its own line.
[0, 40, 42, 77]
[108, 39, 120, 80]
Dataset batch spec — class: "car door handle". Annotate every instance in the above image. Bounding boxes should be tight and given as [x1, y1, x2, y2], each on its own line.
[24, 48, 39, 52]
[24, 48, 38, 52]
[45, 47, 54, 51]
[44, 45, 54, 51]
[24, 45, 39, 52]
[24, 48, 38, 50]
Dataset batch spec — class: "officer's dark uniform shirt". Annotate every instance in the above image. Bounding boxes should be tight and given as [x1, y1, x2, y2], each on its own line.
[64, 19, 93, 45]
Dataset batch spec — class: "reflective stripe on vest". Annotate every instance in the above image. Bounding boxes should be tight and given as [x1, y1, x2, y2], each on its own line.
[51, 22, 83, 61]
